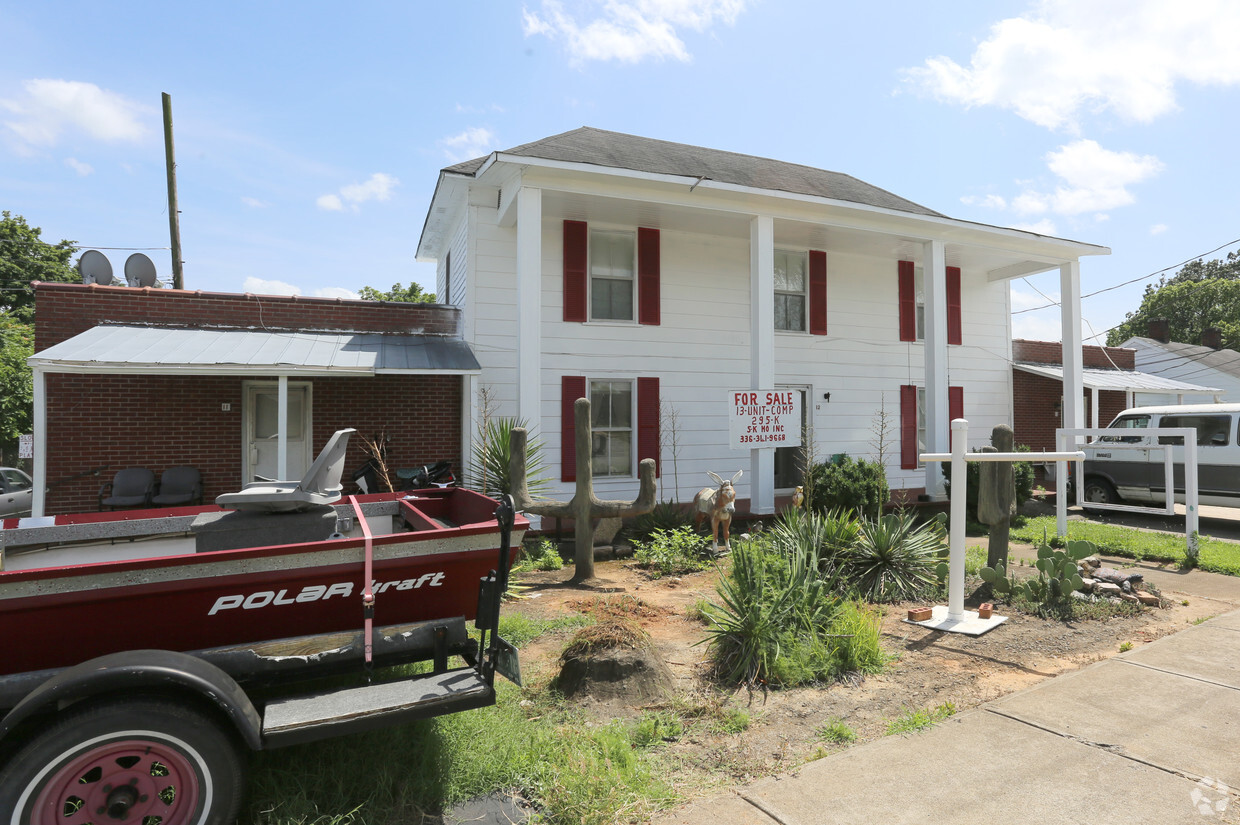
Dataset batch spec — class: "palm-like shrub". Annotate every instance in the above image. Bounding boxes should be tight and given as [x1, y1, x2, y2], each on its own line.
[844, 511, 946, 602]
[770, 507, 859, 575]
[468, 417, 550, 498]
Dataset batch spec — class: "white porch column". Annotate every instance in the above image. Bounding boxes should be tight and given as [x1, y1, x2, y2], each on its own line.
[1090, 386, 1099, 428]
[749, 215, 775, 514]
[1060, 262, 1084, 436]
[515, 187, 543, 427]
[277, 374, 288, 480]
[923, 240, 949, 498]
[32, 366, 46, 517]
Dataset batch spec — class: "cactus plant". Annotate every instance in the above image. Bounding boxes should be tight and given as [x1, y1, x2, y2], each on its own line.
[980, 539, 1097, 608]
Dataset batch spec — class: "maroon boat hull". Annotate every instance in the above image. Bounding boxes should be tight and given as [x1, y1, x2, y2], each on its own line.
[0, 489, 526, 677]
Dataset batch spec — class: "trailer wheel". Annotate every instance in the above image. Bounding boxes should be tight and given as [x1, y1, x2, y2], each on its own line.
[0, 697, 243, 825]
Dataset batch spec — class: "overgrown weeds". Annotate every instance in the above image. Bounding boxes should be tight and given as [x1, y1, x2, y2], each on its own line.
[633, 526, 714, 578]
[885, 702, 956, 735]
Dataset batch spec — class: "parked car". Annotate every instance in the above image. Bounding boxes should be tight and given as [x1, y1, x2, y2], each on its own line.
[1079, 403, 1240, 508]
[0, 467, 33, 518]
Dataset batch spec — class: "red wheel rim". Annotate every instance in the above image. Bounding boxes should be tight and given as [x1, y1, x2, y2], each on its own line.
[30, 737, 202, 824]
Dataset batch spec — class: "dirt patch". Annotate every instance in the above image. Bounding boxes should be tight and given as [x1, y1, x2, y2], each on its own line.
[509, 551, 1234, 788]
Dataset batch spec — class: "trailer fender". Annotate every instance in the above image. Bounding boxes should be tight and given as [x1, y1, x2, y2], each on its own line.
[0, 649, 262, 751]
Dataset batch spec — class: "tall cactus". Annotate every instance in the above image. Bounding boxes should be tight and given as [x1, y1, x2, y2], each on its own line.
[509, 397, 656, 582]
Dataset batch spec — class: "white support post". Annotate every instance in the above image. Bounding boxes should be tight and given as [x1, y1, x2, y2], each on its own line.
[1090, 386, 1099, 428]
[923, 241, 949, 499]
[1060, 262, 1084, 436]
[277, 375, 288, 480]
[948, 418, 967, 619]
[749, 215, 775, 514]
[32, 367, 46, 518]
[516, 187, 543, 428]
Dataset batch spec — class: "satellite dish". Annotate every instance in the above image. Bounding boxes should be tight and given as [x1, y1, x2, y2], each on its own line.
[124, 253, 158, 288]
[78, 250, 113, 286]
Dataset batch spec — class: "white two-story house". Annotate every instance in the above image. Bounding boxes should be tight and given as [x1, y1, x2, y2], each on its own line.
[416, 127, 1108, 513]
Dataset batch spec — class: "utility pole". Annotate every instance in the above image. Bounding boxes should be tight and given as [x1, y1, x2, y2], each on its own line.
[162, 92, 184, 289]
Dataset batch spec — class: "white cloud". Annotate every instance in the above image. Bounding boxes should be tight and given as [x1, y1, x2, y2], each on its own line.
[1150, 223, 1168, 235]
[961, 193, 1007, 209]
[1, 79, 149, 151]
[439, 127, 498, 163]
[315, 173, 398, 212]
[1012, 312, 1062, 341]
[241, 196, 269, 208]
[903, 0, 1240, 131]
[242, 277, 358, 300]
[523, 0, 747, 64]
[64, 157, 92, 176]
[1014, 139, 1163, 216]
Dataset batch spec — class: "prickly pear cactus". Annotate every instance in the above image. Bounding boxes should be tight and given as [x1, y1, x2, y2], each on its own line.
[982, 539, 1097, 607]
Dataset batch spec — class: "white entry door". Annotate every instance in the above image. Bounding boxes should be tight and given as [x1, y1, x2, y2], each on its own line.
[244, 383, 312, 482]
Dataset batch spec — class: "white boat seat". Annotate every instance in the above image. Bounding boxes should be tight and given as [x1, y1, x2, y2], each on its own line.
[215, 429, 356, 513]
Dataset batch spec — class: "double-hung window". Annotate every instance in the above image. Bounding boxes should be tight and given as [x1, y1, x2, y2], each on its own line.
[914, 267, 926, 341]
[590, 379, 633, 476]
[774, 249, 807, 332]
[590, 230, 635, 321]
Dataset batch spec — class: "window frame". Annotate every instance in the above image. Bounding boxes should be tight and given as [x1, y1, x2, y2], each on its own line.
[588, 378, 636, 477]
[588, 229, 637, 323]
[774, 248, 809, 333]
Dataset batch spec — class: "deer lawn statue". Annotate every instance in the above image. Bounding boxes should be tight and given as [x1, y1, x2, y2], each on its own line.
[694, 470, 742, 552]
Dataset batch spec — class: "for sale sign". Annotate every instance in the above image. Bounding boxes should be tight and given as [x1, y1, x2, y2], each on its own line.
[728, 390, 802, 450]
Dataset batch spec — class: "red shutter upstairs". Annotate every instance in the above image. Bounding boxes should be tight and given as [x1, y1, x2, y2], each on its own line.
[900, 384, 918, 470]
[809, 250, 827, 335]
[947, 266, 962, 345]
[638, 227, 660, 326]
[637, 377, 660, 477]
[562, 376, 586, 481]
[948, 385, 964, 449]
[898, 261, 916, 342]
[563, 220, 588, 323]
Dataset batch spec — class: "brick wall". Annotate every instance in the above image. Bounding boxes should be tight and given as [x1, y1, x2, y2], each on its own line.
[35, 285, 466, 513]
[34, 283, 462, 350]
[1013, 339, 1135, 370]
[1012, 369, 1127, 453]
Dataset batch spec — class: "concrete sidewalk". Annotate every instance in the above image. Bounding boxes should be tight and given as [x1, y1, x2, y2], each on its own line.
[655, 572, 1240, 824]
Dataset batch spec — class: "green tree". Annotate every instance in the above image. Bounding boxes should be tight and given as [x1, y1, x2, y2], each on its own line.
[1, 211, 78, 323]
[357, 281, 435, 303]
[1107, 251, 1240, 349]
[0, 312, 34, 464]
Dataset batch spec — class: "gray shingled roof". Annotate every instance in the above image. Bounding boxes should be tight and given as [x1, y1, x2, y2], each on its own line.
[1128, 336, 1240, 379]
[447, 127, 945, 218]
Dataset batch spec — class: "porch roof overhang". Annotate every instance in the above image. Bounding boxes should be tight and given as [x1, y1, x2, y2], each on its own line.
[28, 325, 482, 376]
[1014, 363, 1221, 395]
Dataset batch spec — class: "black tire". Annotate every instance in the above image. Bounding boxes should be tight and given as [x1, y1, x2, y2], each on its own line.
[0, 697, 244, 825]
[1083, 477, 1121, 508]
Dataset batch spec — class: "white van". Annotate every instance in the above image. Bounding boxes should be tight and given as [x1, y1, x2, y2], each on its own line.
[1079, 403, 1240, 508]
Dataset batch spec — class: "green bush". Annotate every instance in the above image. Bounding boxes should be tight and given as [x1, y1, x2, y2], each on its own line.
[633, 527, 713, 577]
[628, 499, 689, 540]
[805, 454, 889, 520]
[842, 511, 946, 602]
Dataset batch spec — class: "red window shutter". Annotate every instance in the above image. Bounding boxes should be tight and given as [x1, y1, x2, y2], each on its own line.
[898, 260, 916, 342]
[563, 220, 588, 323]
[900, 384, 918, 470]
[809, 250, 827, 335]
[562, 376, 586, 481]
[637, 377, 660, 477]
[638, 227, 660, 326]
[947, 266, 962, 345]
[948, 385, 964, 449]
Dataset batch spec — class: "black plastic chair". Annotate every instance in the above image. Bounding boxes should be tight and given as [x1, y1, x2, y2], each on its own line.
[152, 466, 203, 506]
[98, 468, 156, 510]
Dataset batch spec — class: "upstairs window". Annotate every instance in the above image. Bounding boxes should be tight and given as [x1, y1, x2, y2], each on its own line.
[774, 249, 807, 332]
[590, 230, 635, 321]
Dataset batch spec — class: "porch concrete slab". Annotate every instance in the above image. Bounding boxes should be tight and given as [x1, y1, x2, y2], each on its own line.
[1121, 622, 1240, 688]
[736, 711, 1214, 825]
[990, 659, 1240, 789]
[655, 792, 778, 825]
[903, 604, 1007, 635]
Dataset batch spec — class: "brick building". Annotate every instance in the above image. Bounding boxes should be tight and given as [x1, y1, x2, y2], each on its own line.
[29, 283, 477, 514]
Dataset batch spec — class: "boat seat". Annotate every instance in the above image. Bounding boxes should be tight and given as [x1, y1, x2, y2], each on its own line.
[215, 429, 356, 513]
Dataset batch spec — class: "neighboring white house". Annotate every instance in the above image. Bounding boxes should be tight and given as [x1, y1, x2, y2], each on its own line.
[416, 127, 1109, 513]
[1122, 334, 1240, 405]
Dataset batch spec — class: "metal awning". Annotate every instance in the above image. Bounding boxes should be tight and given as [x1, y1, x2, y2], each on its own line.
[1014, 363, 1220, 394]
[29, 325, 481, 376]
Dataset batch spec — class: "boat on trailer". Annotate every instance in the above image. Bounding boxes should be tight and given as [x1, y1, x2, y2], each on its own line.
[0, 430, 527, 824]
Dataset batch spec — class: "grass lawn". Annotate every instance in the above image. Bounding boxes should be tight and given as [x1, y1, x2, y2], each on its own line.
[1010, 515, 1240, 577]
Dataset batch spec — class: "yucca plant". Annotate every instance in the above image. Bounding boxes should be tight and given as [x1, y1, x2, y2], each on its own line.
[468, 416, 550, 498]
[844, 511, 946, 602]
[769, 506, 860, 576]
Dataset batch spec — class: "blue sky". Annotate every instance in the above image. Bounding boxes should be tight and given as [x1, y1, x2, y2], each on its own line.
[3, 1, 1239, 344]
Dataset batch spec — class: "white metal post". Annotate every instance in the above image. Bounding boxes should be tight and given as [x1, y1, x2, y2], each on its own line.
[924, 241, 949, 499]
[948, 419, 967, 619]
[32, 367, 46, 518]
[277, 375, 288, 481]
[749, 215, 775, 514]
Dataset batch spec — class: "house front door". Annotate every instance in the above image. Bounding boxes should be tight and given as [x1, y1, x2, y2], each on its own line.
[244, 382, 312, 482]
